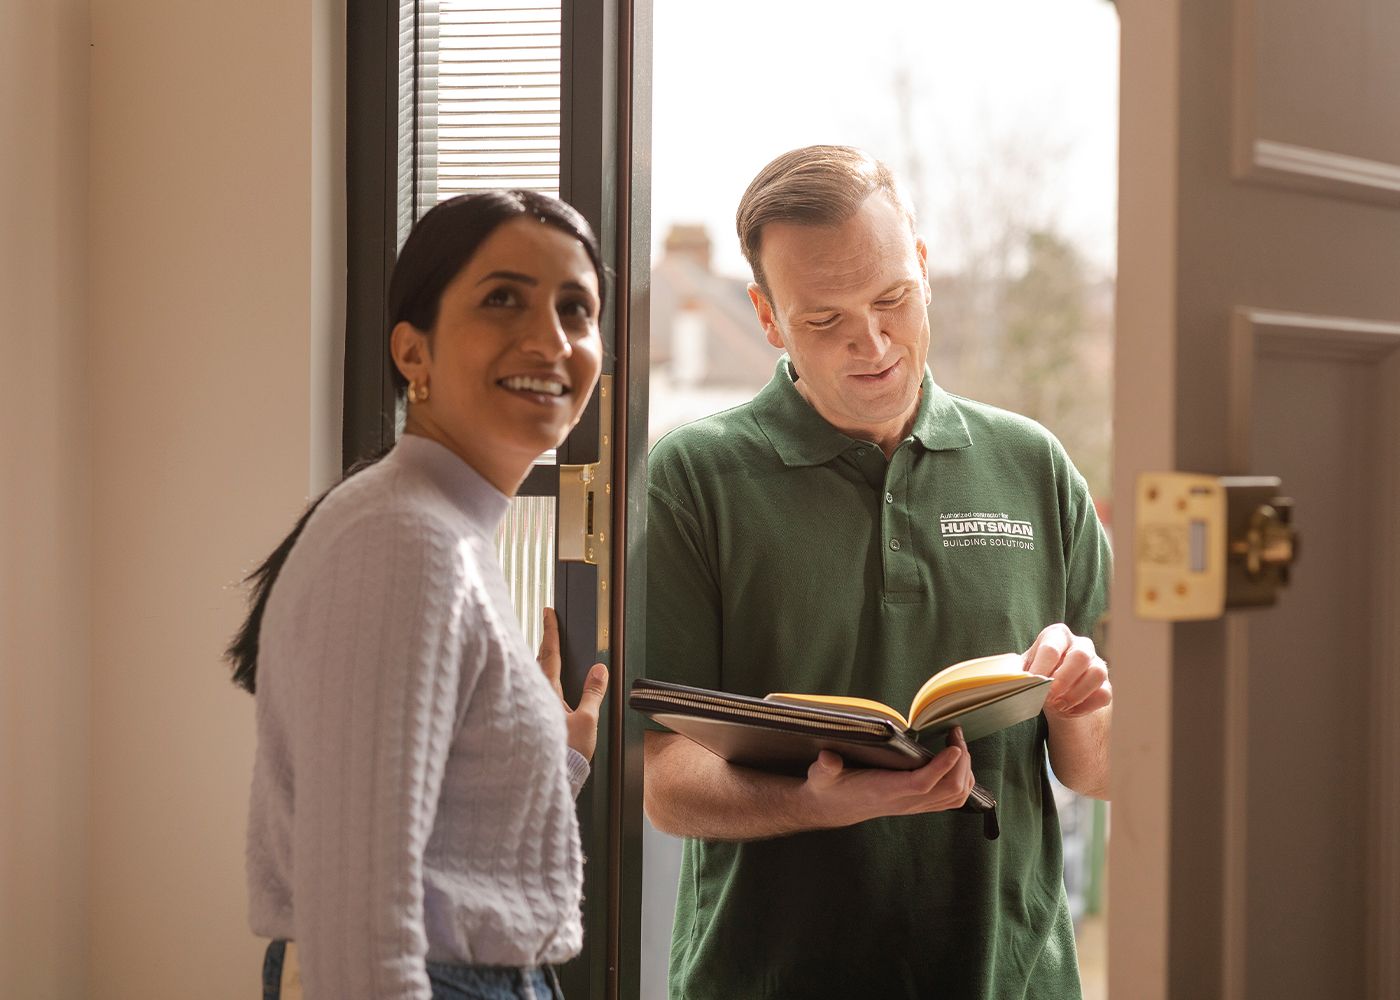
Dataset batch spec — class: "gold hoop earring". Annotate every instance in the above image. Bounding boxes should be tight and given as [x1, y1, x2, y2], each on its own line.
[408, 382, 430, 404]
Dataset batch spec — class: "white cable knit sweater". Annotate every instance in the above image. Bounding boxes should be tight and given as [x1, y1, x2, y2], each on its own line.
[246, 434, 589, 999]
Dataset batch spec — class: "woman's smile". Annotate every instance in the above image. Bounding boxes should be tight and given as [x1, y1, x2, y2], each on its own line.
[497, 373, 573, 403]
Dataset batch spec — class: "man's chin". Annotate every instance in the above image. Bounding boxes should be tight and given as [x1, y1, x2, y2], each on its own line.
[829, 395, 920, 429]
[839, 378, 919, 409]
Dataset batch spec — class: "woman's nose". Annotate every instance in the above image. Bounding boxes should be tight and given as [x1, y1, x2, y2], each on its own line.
[520, 307, 572, 359]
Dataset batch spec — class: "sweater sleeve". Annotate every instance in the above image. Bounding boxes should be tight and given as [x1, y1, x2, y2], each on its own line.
[285, 511, 476, 1000]
[565, 748, 591, 799]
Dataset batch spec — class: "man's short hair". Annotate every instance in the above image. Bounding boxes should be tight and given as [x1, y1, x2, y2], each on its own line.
[735, 145, 916, 296]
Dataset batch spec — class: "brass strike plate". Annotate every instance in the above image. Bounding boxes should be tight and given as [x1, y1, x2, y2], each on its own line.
[1136, 472, 1298, 621]
[558, 375, 613, 654]
[1136, 473, 1227, 620]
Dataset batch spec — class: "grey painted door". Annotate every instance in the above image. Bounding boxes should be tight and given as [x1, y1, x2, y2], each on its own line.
[1110, 1, 1400, 998]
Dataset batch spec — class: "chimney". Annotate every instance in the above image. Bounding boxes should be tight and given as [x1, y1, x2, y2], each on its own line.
[663, 224, 712, 272]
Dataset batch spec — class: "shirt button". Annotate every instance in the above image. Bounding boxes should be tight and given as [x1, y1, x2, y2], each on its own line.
[855, 447, 867, 457]
[889, 538, 901, 551]
[885, 492, 894, 504]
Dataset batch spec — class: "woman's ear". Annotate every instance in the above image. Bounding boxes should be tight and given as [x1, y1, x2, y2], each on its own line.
[390, 320, 432, 387]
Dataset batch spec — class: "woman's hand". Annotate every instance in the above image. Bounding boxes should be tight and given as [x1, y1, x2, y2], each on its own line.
[537, 607, 609, 761]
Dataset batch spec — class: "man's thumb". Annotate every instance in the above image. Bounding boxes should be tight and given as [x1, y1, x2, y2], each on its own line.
[809, 750, 842, 780]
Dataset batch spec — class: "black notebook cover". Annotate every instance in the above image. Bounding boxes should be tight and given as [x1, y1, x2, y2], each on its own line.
[630, 678, 999, 838]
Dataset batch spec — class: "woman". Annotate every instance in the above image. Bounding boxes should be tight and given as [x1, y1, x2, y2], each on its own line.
[229, 190, 610, 1000]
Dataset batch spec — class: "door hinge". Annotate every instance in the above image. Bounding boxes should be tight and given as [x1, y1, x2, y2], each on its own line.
[1135, 472, 1300, 621]
[558, 375, 613, 653]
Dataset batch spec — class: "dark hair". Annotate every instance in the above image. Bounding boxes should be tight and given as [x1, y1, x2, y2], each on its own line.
[227, 190, 605, 693]
[735, 145, 915, 297]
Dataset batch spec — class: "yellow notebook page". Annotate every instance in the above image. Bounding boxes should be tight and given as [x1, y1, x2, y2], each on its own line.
[764, 693, 909, 727]
[907, 653, 1027, 723]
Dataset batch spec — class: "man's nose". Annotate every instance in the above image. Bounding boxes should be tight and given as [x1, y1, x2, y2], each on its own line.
[848, 312, 887, 361]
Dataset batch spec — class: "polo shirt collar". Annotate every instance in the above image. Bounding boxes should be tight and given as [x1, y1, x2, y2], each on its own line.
[752, 356, 972, 468]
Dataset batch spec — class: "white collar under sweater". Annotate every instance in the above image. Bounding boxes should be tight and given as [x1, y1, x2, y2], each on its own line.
[247, 434, 590, 999]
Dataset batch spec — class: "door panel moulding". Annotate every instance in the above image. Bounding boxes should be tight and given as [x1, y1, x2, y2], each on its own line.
[1244, 141, 1400, 205]
[1231, 0, 1400, 208]
[1225, 307, 1400, 999]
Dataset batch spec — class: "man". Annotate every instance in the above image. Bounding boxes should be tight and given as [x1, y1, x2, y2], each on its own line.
[644, 146, 1111, 999]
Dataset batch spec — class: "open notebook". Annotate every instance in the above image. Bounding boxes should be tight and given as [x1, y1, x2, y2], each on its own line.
[629, 655, 1050, 841]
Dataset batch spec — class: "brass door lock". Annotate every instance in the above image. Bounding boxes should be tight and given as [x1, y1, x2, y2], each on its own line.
[1135, 473, 1300, 621]
[1231, 499, 1297, 582]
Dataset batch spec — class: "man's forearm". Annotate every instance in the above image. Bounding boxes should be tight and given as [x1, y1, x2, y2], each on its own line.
[1046, 704, 1111, 799]
[644, 732, 825, 841]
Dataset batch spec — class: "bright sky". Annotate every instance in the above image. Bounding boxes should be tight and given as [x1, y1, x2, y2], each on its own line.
[651, 0, 1120, 278]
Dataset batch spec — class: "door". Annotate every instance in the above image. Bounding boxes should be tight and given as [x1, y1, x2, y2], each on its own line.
[1110, 1, 1400, 998]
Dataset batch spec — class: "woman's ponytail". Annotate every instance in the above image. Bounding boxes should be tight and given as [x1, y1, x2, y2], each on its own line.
[226, 452, 386, 693]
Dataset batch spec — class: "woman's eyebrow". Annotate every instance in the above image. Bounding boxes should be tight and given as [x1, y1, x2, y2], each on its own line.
[476, 270, 538, 286]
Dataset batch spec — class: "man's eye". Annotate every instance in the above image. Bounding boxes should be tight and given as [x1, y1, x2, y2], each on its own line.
[876, 292, 908, 308]
[809, 316, 839, 330]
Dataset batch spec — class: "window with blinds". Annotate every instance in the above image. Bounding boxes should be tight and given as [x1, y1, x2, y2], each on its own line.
[413, 0, 563, 221]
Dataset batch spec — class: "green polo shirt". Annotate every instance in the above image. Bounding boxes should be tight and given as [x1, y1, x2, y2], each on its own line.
[645, 357, 1110, 1000]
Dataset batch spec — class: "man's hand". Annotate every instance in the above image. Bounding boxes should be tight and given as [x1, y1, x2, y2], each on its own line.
[1024, 623, 1111, 719]
[538, 607, 609, 762]
[800, 727, 975, 829]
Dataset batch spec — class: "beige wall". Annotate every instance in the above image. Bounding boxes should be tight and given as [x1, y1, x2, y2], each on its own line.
[2, 0, 341, 995]
[87, 0, 342, 993]
[0, 1, 92, 996]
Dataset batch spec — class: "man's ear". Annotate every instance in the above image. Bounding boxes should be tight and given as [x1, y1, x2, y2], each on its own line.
[915, 236, 932, 305]
[390, 320, 432, 387]
[747, 283, 786, 350]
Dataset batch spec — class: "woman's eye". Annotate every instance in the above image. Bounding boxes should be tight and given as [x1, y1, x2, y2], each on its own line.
[559, 299, 593, 321]
[482, 287, 519, 307]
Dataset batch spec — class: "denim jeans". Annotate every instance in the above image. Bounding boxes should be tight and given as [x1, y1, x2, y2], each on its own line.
[262, 940, 564, 1000]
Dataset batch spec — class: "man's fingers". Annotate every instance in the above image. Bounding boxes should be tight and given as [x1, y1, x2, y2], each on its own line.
[906, 740, 973, 808]
[1051, 655, 1108, 710]
[1027, 639, 1066, 677]
[911, 745, 962, 792]
[573, 663, 609, 718]
[1026, 623, 1078, 677]
[1058, 676, 1113, 717]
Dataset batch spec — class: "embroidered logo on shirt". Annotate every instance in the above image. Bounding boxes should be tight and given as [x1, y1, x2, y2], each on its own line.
[939, 512, 1037, 551]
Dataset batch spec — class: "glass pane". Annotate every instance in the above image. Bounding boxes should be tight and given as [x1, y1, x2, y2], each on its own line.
[646, 2, 1118, 997]
[495, 494, 557, 653]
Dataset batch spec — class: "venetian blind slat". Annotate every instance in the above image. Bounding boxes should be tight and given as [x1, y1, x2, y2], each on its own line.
[414, 0, 562, 218]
